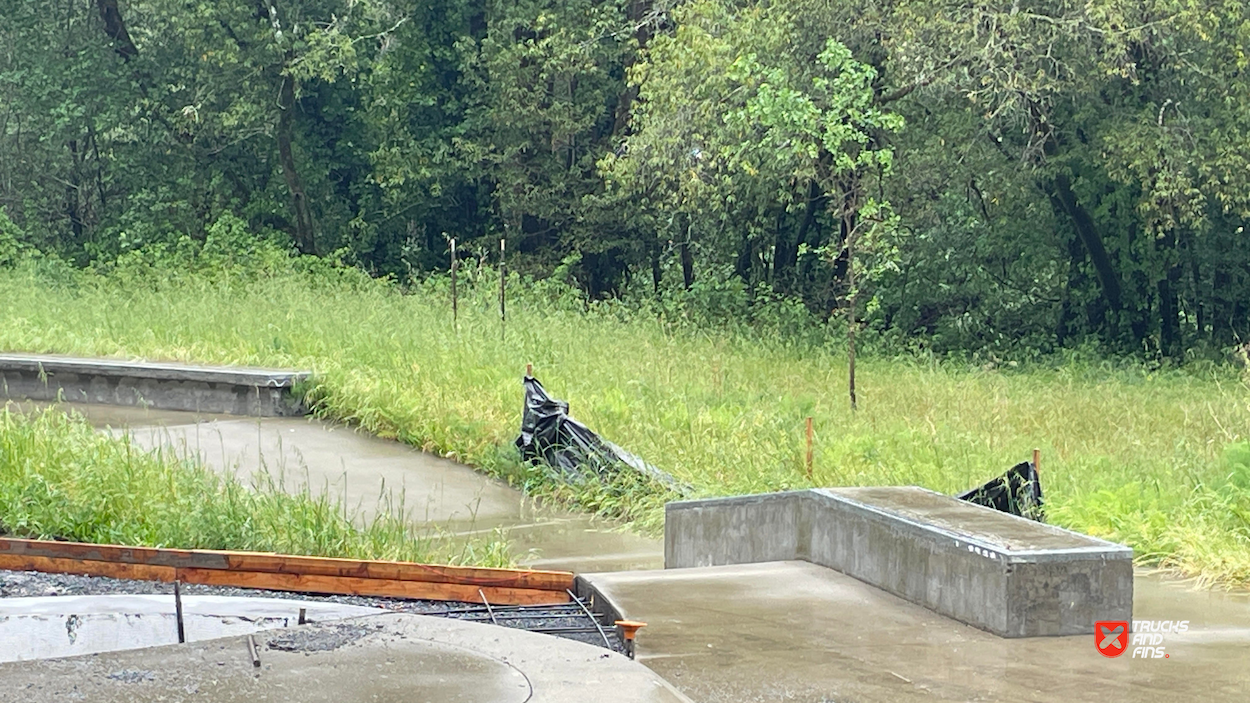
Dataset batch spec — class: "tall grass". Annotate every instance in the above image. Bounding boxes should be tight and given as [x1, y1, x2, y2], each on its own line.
[0, 407, 512, 567]
[0, 260, 1248, 585]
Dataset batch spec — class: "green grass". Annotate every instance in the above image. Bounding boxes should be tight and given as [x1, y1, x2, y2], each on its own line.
[0, 260, 1248, 586]
[0, 406, 512, 567]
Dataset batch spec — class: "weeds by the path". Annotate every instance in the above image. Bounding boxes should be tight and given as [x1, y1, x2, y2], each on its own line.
[0, 406, 512, 567]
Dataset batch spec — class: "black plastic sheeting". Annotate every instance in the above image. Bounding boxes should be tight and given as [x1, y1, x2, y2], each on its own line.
[956, 461, 1045, 521]
[515, 376, 687, 493]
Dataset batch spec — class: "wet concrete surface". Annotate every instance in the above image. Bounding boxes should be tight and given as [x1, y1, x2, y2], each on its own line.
[0, 594, 382, 662]
[23, 401, 663, 574]
[583, 561, 1250, 703]
[0, 612, 693, 703]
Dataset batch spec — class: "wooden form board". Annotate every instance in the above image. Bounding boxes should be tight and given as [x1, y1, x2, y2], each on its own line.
[0, 538, 574, 606]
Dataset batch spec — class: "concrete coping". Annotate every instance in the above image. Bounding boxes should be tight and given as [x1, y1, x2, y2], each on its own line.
[0, 353, 310, 388]
[666, 487, 1133, 563]
[813, 487, 1134, 562]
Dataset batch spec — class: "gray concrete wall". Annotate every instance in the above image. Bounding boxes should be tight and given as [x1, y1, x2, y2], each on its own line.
[665, 487, 1133, 638]
[663, 492, 806, 568]
[0, 354, 309, 417]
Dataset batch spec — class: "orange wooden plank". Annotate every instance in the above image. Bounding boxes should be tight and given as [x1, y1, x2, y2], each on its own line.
[220, 553, 574, 590]
[0, 554, 176, 582]
[0, 537, 574, 591]
[0, 539, 221, 569]
[174, 567, 571, 605]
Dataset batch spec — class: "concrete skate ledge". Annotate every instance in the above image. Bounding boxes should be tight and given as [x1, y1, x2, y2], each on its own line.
[0, 353, 310, 416]
[665, 486, 1133, 637]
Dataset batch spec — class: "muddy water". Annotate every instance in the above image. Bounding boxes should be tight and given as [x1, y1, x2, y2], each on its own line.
[39, 402, 663, 573]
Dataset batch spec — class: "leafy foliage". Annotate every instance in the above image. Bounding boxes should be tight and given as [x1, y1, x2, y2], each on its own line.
[3, 0, 1250, 356]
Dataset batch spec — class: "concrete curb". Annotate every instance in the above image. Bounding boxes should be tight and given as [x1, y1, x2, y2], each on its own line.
[0, 353, 310, 416]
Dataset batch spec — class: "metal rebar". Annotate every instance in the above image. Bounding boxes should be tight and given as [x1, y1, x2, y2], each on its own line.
[529, 627, 606, 634]
[479, 589, 498, 626]
[428, 603, 584, 616]
[247, 635, 261, 668]
[567, 589, 612, 650]
[174, 580, 185, 644]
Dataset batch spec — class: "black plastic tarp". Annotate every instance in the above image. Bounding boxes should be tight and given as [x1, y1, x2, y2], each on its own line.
[515, 376, 684, 492]
[956, 460, 1045, 521]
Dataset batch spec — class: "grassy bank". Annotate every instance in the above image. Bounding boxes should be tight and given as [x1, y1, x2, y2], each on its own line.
[0, 262, 1247, 585]
[0, 407, 511, 566]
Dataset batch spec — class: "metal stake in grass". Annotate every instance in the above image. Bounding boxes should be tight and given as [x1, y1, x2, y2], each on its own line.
[499, 238, 507, 341]
[805, 417, 814, 481]
[450, 237, 458, 333]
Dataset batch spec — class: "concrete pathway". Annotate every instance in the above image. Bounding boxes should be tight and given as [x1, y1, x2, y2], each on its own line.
[0, 612, 693, 703]
[583, 561, 1250, 703]
[52, 402, 664, 574]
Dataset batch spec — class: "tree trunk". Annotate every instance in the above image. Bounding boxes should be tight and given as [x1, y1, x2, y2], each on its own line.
[845, 209, 858, 412]
[650, 237, 662, 294]
[1156, 230, 1182, 358]
[1050, 173, 1122, 313]
[680, 243, 695, 290]
[611, 1, 653, 137]
[775, 179, 820, 293]
[277, 76, 315, 255]
[95, 0, 139, 61]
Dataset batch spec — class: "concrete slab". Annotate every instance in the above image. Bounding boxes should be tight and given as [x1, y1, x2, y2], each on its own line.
[45, 402, 664, 574]
[0, 353, 309, 416]
[582, 562, 1250, 703]
[0, 595, 382, 662]
[0, 612, 694, 703]
[665, 488, 1133, 636]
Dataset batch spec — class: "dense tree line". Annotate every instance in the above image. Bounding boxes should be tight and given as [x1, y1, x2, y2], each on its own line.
[2, 1, 1248, 358]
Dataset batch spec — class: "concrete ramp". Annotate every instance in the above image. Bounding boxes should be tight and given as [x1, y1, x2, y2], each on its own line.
[664, 487, 1133, 637]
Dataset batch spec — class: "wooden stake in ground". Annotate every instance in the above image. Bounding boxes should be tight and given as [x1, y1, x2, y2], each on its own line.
[499, 238, 507, 340]
[1033, 448, 1041, 473]
[805, 417, 814, 481]
[450, 237, 458, 332]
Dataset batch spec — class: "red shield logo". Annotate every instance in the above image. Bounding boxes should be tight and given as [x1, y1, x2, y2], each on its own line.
[1096, 621, 1129, 657]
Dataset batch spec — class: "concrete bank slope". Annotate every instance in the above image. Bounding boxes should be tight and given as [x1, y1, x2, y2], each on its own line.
[0, 612, 693, 703]
[582, 561, 1250, 703]
[0, 353, 309, 416]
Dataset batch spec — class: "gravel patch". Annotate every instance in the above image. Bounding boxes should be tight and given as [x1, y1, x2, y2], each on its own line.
[266, 623, 374, 653]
